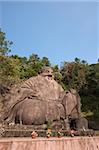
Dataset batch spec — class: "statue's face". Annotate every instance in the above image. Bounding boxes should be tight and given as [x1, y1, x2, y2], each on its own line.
[41, 67, 53, 79]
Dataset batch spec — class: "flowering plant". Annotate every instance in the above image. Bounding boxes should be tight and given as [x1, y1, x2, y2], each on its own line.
[57, 131, 61, 138]
[46, 129, 52, 138]
[31, 130, 38, 139]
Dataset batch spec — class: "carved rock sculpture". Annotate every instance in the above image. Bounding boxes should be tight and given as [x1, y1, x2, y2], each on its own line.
[5, 98, 65, 125]
[4, 67, 87, 130]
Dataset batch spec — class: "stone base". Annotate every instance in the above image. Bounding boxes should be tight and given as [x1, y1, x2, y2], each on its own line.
[0, 137, 99, 150]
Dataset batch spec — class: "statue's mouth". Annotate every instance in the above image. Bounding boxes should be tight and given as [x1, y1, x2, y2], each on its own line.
[45, 74, 53, 80]
[47, 75, 52, 77]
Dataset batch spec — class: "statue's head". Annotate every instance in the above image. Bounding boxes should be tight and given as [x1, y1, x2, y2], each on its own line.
[40, 66, 53, 79]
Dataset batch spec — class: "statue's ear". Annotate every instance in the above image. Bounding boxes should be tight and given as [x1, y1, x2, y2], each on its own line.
[38, 70, 41, 74]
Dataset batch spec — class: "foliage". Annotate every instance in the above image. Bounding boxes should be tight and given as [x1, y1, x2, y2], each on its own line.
[0, 29, 12, 56]
[60, 59, 89, 91]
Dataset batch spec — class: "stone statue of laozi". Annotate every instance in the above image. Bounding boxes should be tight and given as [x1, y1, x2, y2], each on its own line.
[4, 66, 88, 130]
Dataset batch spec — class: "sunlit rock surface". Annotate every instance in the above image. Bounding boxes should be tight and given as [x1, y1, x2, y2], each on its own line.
[0, 137, 99, 150]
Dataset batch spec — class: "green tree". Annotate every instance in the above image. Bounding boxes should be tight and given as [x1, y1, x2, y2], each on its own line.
[25, 54, 42, 78]
[0, 30, 21, 85]
[0, 29, 12, 56]
[41, 57, 51, 66]
[80, 63, 99, 120]
[60, 58, 89, 91]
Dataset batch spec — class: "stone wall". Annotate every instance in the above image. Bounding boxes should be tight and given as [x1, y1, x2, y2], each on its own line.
[0, 137, 99, 150]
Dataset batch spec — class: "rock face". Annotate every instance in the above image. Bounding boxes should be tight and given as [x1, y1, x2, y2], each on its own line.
[3, 67, 64, 111]
[5, 98, 65, 125]
[20, 75, 64, 102]
[2, 67, 87, 130]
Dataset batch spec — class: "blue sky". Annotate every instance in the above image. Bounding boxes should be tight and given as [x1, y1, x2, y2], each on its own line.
[0, 1, 98, 66]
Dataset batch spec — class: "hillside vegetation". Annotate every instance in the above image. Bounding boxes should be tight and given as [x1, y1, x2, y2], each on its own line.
[0, 29, 99, 122]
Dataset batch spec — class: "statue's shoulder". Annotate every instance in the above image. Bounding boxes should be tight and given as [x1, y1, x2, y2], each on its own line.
[52, 79, 64, 91]
[21, 75, 44, 88]
[26, 75, 39, 81]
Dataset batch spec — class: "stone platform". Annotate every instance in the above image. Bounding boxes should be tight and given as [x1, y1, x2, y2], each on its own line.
[0, 136, 99, 150]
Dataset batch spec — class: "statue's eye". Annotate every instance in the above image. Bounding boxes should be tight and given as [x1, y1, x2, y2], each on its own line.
[17, 90, 20, 93]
